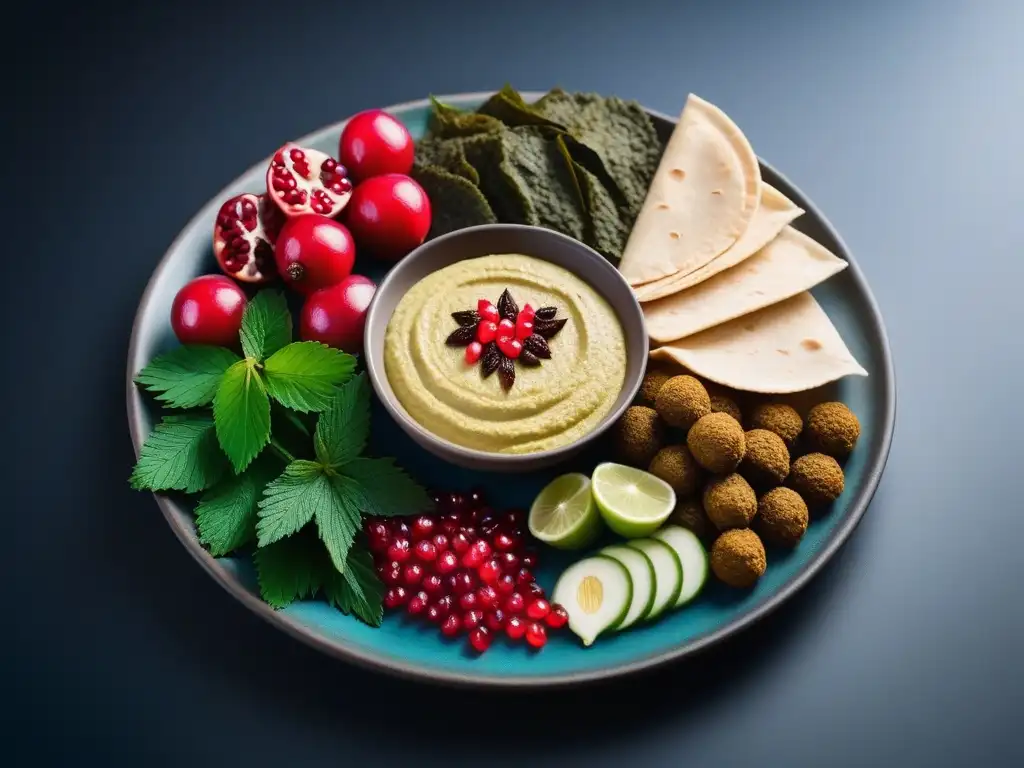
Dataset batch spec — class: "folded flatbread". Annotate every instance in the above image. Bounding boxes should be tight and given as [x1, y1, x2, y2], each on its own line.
[649, 292, 868, 393]
[635, 183, 803, 302]
[644, 226, 848, 343]
[618, 94, 761, 287]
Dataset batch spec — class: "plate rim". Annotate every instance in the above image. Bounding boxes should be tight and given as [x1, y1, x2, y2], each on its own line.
[126, 90, 897, 689]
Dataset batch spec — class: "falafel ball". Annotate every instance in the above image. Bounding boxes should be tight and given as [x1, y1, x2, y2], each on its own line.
[614, 406, 665, 467]
[756, 487, 809, 547]
[805, 401, 861, 457]
[687, 412, 746, 474]
[655, 375, 711, 430]
[670, 497, 716, 540]
[749, 402, 803, 450]
[739, 429, 790, 488]
[711, 529, 767, 588]
[709, 392, 743, 424]
[638, 364, 676, 407]
[703, 473, 757, 530]
[648, 445, 703, 496]
[788, 452, 845, 508]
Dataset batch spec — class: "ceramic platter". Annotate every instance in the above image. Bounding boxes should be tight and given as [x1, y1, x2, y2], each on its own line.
[127, 91, 895, 688]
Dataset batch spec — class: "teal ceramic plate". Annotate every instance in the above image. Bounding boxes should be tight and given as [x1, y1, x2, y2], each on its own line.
[127, 92, 896, 688]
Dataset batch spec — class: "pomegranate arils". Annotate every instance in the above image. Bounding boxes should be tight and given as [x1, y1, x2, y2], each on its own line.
[407, 592, 428, 616]
[521, 551, 538, 569]
[465, 342, 483, 365]
[383, 587, 408, 609]
[526, 598, 551, 620]
[441, 614, 461, 637]
[496, 574, 516, 595]
[476, 585, 499, 610]
[515, 567, 534, 586]
[477, 300, 499, 322]
[498, 552, 520, 572]
[452, 570, 476, 595]
[266, 143, 352, 218]
[402, 563, 424, 587]
[436, 551, 459, 574]
[387, 537, 411, 563]
[381, 563, 402, 587]
[462, 610, 484, 631]
[506, 616, 527, 640]
[212, 193, 282, 283]
[505, 592, 525, 615]
[412, 516, 435, 539]
[525, 622, 547, 649]
[469, 626, 492, 653]
[431, 534, 449, 552]
[458, 592, 478, 612]
[367, 521, 389, 552]
[478, 559, 502, 585]
[414, 540, 437, 562]
[389, 520, 411, 537]
[493, 532, 518, 552]
[485, 608, 506, 632]
[476, 321, 498, 344]
[524, 582, 545, 599]
[426, 604, 444, 624]
[545, 604, 569, 629]
[451, 532, 472, 555]
[421, 574, 444, 595]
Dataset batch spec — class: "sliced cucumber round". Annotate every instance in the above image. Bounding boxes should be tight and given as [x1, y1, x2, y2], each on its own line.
[652, 525, 709, 608]
[551, 555, 632, 647]
[625, 538, 682, 621]
[599, 544, 656, 631]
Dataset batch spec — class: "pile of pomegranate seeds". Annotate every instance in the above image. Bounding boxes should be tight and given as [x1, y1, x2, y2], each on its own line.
[366, 489, 569, 654]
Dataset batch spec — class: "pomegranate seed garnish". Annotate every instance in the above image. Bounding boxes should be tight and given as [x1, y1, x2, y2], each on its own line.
[515, 567, 533, 586]
[381, 563, 402, 587]
[477, 321, 498, 343]
[421, 573, 444, 595]
[498, 552, 520, 572]
[505, 592, 525, 615]
[458, 592, 478, 612]
[407, 591, 429, 616]
[493, 532, 519, 552]
[526, 598, 551, 620]
[525, 621, 548, 648]
[515, 316, 534, 340]
[545, 604, 569, 629]
[435, 595, 453, 616]
[414, 540, 438, 562]
[452, 570, 476, 595]
[402, 563, 425, 587]
[465, 341, 483, 364]
[440, 519, 459, 536]
[521, 303, 536, 319]
[469, 626, 492, 653]
[497, 336, 523, 359]
[412, 516, 435, 540]
[451, 532, 472, 555]
[478, 559, 502, 585]
[383, 586, 408, 609]
[462, 609, 484, 631]
[478, 300, 499, 322]
[440, 613, 462, 637]
[432, 533, 449, 552]
[462, 540, 491, 569]
[485, 608, 506, 632]
[521, 551, 538, 569]
[436, 551, 459, 574]
[498, 318, 515, 336]
[476, 585, 499, 610]
[525, 582, 545, 598]
[505, 616, 527, 640]
[426, 604, 444, 624]
[496, 574, 516, 595]
[462, 526, 478, 539]
[366, 521, 389, 552]
[387, 538, 411, 563]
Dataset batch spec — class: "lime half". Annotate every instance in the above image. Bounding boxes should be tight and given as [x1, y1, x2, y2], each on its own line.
[528, 473, 603, 550]
[591, 462, 677, 539]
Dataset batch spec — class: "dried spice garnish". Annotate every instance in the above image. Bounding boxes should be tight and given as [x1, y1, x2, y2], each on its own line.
[446, 289, 568, 391]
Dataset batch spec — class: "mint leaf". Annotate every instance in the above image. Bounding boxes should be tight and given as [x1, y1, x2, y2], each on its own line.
[339, 457, 430, 517]
[263, 341, 357, 413]
[195, 455, 279, 556]
[213, 359, 271, 473]
[129, 413, 228, 493]
[135, 345, 241, 408]
[255, 460, 325, 546]
[253, 530, 323, 609]
[314, 372, 370, 466]
[323, 545, 385, 627]
[240, 290, 292, 361]
[315, 474, 363, 572]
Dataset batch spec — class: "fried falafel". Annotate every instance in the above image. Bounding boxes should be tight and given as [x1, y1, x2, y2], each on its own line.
[709, 392, 742, 424]
[739, 429, 790, 488]
[638, 364, 676, 407]
[655, 375, 711, 430]
[788, 452, 845, 508]
[703, 472, 758, 530]
[687, 412, 746, 474]
[614, 406, 665, 467]
[648, 445, 703, 497]
[749, 402, 803, 450]
[670, 497, 716, 540]
[711, 528, 767, 588]
[756, 487, 809, 547]
[805, 401, 861, 457]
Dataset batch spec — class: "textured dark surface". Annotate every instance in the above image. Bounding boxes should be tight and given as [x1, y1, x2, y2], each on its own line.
[5, 0, 1023, 765]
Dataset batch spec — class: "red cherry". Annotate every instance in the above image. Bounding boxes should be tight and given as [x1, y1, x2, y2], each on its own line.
[526, 598, 551, 620]
[383, 586, 407, 609]
[344, 173, 431, 261]
[440, 613, 462, 637]
[170, 275, 247, 347]
[411, 516, 435, 540]
[505, 616, 527, 640]
[414, 540, 437, 562]
[386, 538, 411, 563]
[476, 321, 498, 343]
[406, 591, 428, 616]
[338, 109, 414, 182]
[366, 521, 389, 552]
[402, 563, 424, 587]
[469, 626, 492, 653]
[515, 317, 533, 340]
[484, 608, 506, 632]
[497, 336, 523, 359]
[476, 585, 499, 610]
[496, 574, 516, 595]
[498, 318, 515, 337]
[465, 342, 483, 364]
[436, 551, 459, 574]
[525, 622, 547, 648]
[545, 604, 569, 629]
[478, 559, 502, 585]
[274, 214, 356, 296]
[505, 592, 525, 615]
[421, 573, 444, 595]
[300, 274, 376, 351]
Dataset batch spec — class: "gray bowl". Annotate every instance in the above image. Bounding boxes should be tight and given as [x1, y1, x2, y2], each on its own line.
[363, 223, 648, 472]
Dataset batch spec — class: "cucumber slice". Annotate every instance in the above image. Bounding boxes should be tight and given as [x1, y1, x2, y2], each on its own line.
[625, 538, 682, 620]
[652, 525, 709, 607]
[552, 555, 632, 647]
[599, 544, 656, 630]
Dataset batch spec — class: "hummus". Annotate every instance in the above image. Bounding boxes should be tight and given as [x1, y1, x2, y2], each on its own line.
[384, 254, 627, 454]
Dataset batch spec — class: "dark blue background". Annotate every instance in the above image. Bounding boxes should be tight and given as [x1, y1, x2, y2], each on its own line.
[7, 0, 1023, 765]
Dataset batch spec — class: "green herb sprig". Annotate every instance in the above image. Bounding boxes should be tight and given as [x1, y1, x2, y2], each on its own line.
[129, 288, 430, 626]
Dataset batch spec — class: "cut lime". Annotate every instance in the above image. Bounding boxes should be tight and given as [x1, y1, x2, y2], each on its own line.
[528, 472, 603, 550]
[591, 462, 676, 539]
